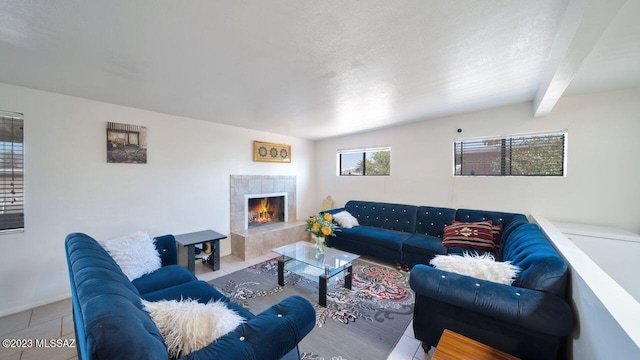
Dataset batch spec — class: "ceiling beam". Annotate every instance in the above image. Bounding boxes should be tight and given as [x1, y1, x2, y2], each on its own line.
[533, 0, 628, 117]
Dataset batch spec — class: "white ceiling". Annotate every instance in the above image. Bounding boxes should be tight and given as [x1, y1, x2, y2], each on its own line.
[0, 0, 638, 140]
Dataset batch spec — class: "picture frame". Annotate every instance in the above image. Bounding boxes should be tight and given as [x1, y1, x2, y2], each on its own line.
[253, 141, 291, 163]
[107, 122, 147, 164]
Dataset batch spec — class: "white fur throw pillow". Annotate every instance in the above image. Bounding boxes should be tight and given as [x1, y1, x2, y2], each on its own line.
[333, 211, 359, 228]
[430, 253, 521, 285]
[141, 298, 245, 358]
[100, 231, 161, 281]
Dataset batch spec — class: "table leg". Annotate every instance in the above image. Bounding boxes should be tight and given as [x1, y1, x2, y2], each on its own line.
[319, 275, 328, 307]
[209, 240, 220, 271]
[345, 263, 353, 290]
[186, 244, 195, 273]
[277, 258, 285, 286]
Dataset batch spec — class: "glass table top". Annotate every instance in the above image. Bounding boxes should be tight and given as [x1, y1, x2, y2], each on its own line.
[272, 241, 359, 272]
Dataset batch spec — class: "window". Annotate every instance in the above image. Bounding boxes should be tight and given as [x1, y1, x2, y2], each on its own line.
[338, 147, 390, 176]
[454, 132, 566, 176]
[0, 111, 24, 232]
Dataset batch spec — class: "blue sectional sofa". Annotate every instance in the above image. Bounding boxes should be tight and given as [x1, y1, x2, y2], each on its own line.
[325, 200, 528, 268]
[65, 232, 315, 360]
[325, 200, 573, 359]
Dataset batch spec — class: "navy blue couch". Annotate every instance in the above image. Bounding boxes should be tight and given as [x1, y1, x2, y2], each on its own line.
[325, 200, 572, 359]
[65, 232, 315, 360]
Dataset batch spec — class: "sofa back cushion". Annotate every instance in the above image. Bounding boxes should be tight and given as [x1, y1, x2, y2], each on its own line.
[344, 200, 417, 233]
[65, 233, 168, 360]
[501, 224, 569, 297]
[415, 206, 456, 238]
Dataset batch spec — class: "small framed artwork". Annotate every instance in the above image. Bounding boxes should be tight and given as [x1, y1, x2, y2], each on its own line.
[253, 141, 291, 163]
[107, 122, 147, 164]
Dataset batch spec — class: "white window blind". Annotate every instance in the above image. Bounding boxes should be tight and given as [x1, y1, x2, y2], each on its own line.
[0, 111, 24, 232]
[455, 132, 566, 176]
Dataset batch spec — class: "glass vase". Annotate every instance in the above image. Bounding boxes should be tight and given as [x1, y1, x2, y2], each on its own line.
[312, 234, 325, 254]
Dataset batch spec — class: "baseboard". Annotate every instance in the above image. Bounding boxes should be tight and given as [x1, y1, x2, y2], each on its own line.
[0, 294, 72, 318]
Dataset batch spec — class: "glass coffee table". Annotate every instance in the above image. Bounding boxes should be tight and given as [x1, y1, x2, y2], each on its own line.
[273, 241, 360, 307]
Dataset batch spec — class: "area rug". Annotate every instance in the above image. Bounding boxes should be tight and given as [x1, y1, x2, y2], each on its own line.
[209, 258, 415, 360]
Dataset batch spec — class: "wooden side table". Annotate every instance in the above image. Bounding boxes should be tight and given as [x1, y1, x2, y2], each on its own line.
[432, 329, 520, 360]
[175, 230, 226, 273]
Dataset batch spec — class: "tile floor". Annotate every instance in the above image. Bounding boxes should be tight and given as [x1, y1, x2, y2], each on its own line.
[0, 254, 431, 360]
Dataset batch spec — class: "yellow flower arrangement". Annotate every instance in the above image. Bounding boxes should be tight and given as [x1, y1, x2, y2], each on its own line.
[305, 212, 337, 238]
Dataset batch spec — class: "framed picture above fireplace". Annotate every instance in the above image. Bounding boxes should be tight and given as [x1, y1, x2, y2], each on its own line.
[253, 141, 291, 163]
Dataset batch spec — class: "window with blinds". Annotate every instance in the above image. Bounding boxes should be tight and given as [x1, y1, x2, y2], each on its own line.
[0, 111, 24, 232]
[454, 132, 566, 176]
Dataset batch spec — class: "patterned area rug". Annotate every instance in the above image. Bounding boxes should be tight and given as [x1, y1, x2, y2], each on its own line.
[209, 258, 414, 360]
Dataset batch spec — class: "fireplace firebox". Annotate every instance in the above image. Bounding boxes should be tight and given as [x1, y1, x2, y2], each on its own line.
[245, 192, 287, 229]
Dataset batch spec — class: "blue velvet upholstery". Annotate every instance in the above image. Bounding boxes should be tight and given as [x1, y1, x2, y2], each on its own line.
[65, 232, 315, 360]
[414, 206, 456, 237]
[401, 234, 447, 268]
[409, 222, 572, 359]
[344, 200, 417, 232]
[323, 200, 572, 359]
[153, 234, 178, 266]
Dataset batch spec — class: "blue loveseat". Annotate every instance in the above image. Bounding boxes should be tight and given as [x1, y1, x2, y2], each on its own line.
[65, 232, 315, 360]
[325, 200, 573, 359]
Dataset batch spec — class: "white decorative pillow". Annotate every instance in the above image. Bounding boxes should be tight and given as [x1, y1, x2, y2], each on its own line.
[430, 253, 521, 285]
[100, 231, 161, 281]
[332, 211, 359, 228]
[141, 298, 245, 358]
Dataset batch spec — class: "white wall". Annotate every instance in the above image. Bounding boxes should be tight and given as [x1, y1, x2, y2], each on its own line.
[315, 88, 640, 233]
[535, 217, 640, 359]
[0, 83, 317, 316]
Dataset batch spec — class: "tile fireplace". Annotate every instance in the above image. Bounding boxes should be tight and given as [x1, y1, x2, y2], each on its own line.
[230, 175, 308, 260]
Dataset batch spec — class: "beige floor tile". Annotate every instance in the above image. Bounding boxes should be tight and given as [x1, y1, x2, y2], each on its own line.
[0, 351, 21, 360]
[0, 318, 62, 359]
[61, 315, 74, 336]
[404, 320, 415, 338]
[0, 309, 32, 337]
[30, 299, 72, 327]
[20, 335, 77, 360]
[386, 334, 422, 360]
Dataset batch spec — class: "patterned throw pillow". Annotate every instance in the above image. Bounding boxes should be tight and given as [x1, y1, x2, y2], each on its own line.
[451, 220, 503, 247]
[442, 221, 497, 252]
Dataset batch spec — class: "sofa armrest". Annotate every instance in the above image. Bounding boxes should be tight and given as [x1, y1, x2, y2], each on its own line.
[153, 234, 178, 266]
[409, 265, 572, 336]
[182, 295, 316, 360]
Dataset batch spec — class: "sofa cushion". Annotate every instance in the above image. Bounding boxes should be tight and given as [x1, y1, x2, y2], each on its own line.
[403, 233, 447, 257]
[333, 225, 411, 251]
[414, 206, 456, 238]
[140, 280, 255, 320]
[501, 223, 568, 297]
[442, 221, 497, 253]
[132, 264, 197, 295]
[344, 201, 417, 233]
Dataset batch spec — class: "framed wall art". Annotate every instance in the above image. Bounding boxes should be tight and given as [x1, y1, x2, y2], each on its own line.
[253, 141, 291, 163]
[107, 122, 147, 164]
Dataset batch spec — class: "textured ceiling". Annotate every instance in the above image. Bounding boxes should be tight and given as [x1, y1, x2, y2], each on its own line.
[0, 0, 637, 140]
